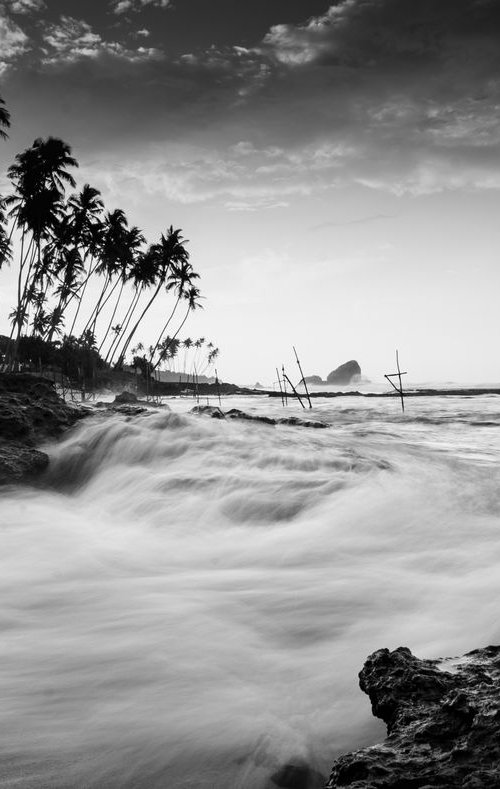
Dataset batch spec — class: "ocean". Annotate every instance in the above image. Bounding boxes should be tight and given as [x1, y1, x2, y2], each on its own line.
[1, 390, 500, 787]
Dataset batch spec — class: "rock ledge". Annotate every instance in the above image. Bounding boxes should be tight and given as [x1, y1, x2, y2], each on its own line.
[326, 645, 500, 788]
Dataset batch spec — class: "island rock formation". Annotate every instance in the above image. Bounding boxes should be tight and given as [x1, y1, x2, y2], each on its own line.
[326, 645, 500, 788]
[326, 360, 361, 385]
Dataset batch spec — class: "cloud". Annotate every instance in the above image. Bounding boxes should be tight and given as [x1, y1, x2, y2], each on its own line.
[0, 13, 29, 74]
[3, 0, 500, 203]
[5, 0, 45, 13]
[40, 16, 163, 65]
[111, 0, 172, 14]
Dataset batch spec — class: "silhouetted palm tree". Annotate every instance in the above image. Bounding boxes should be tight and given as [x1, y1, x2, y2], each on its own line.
[6, 137, 78, 364]
[115, 226, 191, 368]
[0, 95, 11, 140]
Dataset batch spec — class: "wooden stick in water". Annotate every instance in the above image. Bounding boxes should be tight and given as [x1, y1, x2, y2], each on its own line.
[276, 367, 285, 407]
[293, 345, 312, 408]
[282, 365, 288, 406]
[384, 349, 407, 412]
[283, 372, 306, 409]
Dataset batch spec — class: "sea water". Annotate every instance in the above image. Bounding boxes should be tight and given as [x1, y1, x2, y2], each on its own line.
[1, 392, 500, 787]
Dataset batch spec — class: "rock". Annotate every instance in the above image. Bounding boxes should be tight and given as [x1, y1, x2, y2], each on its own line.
[325, 645, 500, 788]
[326, 361, 361, 385]
[0, 441, 49, 485]
[111, 404, 149, 416]
[225, 408, 276, 425]
[191, 405, 226, 419]
[270, 761, 326, 788]
[113, 390, 138, 404]
[0, 374, 87, 485]
[302, 375, 324, 385]
[277, 416, 328, 429]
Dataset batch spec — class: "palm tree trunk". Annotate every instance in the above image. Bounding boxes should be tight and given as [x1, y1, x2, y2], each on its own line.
[68, 256, 97, 337]
[105, 287, 141, 364]
[114, 280, 164, 368]
[98, 278, 125, 353]
[147, 294, 182, 366]
[151, 302, 191, 372]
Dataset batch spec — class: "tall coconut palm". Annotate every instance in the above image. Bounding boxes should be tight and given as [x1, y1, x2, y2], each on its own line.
[151, 285, 202, 373]
[114, 226, 191, 369]
[6, 137, 78, 363]
[80, 208, 129, 338]
[98, 224, 145, 354]
[0, 94, 11, 140]
[147, 257, 199, 367]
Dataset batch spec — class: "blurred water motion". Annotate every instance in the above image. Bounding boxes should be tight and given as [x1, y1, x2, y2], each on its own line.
[1, 393, 500, 787]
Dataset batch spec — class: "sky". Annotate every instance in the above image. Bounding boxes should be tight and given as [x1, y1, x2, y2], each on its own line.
[1, 0, 500, 385]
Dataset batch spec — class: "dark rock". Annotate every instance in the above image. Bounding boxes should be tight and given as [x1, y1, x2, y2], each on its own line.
[278, 416, 329, 429]
[302, 375, 324, 385]
[113, 390, 138, 404]
[0, 441, 49, 485]
[270, 761, 326, 788]
[226, 408, 276, 425]
[191, 405, 226, 419]
[110, 404, 149, 416]
[325, 645, 500, 788]
[0, 374, 87, 485]
[326, 361, 361, 385]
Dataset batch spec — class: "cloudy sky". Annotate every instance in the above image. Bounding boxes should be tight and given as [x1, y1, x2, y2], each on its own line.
[1, 0, 500, 385]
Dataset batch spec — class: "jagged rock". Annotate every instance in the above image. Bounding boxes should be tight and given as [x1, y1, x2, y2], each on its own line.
[278, 416, 328, 429]
[0, 374, 87, 485]
[326, 361, 361, 385]
[225, 408, 276, 425]
[270, 761, 326, 788]
[191, 405, 226, 419]
[113, 390, 138, 404]
[111, 404, 149, 416]
[325, 645, 500, 788]
[0, 441, 49, 485]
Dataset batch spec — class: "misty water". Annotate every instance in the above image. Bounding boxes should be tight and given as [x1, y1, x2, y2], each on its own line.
[2, 392, 500, 787]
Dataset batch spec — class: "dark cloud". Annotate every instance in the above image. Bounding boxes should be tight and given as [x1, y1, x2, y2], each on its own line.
[1, 0, 500, 202]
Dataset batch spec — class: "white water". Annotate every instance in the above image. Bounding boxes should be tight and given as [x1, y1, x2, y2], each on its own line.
[1, 393, 500, 787]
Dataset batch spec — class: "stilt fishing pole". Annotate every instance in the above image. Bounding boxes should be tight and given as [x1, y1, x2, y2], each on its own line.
[293, 346, 312, 408]
[384, 349, 407, 412]
[282, 372, 306, 409]
[281, 364, 288, 406]
[215, 368, 221, 408]
[276, 367, 285, 407]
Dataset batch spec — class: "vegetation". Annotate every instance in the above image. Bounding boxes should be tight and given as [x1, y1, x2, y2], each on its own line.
[0, 92, 217, 390]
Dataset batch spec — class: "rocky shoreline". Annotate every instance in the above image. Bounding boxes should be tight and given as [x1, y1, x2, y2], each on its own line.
[1, 375, 499, 788]
[325, 645, 500, 788]
[0, 373, 87, 485]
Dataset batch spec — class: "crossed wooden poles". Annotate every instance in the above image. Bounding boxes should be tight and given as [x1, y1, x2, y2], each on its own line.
[276, 347, 312, 409]
[385, 349, 406, 412]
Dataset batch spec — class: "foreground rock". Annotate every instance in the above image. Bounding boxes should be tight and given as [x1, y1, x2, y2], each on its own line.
[191, 405, 329, 429]
[326, 645, 500, 788]
[0, 373, 87, 485]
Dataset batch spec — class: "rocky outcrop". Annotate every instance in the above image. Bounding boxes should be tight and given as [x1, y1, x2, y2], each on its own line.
[0, 373, 87, 485]
[326, 645, 500, 788]
[303, 375, 324, 385]
[326, 361, 361, 385]
[191, 405, 329, 429]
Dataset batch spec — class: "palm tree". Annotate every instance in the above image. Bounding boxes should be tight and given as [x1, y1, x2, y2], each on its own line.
[98, 224, 145, 354]
[0, 94, 11, 140]
[80, 208, 129, 338]
[114, 226, 191, 368]
[151, 285, 202, 373]
[0, 196, 12, 271]
[147, 257, 199, 367]
[6, 137, 78, 365]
